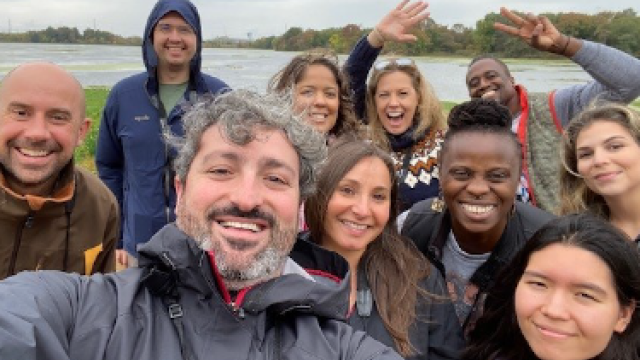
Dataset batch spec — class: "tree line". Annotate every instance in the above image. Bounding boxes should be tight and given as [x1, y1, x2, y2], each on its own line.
[0, 27, 141, 45]
[2, 8, 639, 58]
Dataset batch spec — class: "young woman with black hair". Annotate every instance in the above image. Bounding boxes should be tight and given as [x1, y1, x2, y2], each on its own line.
[465, 214, 640, 360]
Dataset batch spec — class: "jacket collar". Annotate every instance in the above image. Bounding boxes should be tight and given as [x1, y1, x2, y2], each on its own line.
[138, 224, 352, 321]
[429, 207, 528, 291]
[0, 161, 75, 211]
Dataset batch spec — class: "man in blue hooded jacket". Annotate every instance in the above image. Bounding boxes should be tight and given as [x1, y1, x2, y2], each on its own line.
[96, 0, 228, 267]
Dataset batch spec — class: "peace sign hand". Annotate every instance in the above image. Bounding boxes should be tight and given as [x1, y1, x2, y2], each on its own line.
[494, 7, 569, 55]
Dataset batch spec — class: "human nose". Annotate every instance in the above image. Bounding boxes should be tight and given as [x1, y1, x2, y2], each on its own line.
[23, 114, 50, 140]
[466, 177, 490, 197]
[592, 148, 609, 166]
[541, 291, 570, 320]
[313, 93, 327, 107]
[228, 174, 263, 212]
[387, 93, 400, 107]
[351, 194, 371, 218]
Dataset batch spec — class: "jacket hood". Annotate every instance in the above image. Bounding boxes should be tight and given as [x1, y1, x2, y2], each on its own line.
[138, 224, 351, 321]
[142, 0, 203, 77]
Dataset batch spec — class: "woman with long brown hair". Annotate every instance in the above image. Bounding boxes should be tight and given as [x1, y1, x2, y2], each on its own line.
[302, 138, 463, 359]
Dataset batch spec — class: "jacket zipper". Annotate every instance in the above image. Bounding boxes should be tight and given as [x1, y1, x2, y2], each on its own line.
[230, 301, 246, 319]
[199, 255, 247, 320]
[8, 212, 34, 275]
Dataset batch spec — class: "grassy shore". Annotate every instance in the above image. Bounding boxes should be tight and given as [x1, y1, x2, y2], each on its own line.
[75, 88, 640, 173]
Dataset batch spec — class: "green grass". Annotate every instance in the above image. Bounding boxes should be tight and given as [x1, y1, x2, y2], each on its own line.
[75, 87, 109, 173]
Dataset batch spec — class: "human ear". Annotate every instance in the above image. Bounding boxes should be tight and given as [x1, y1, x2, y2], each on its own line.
[614, 299, 635, 333]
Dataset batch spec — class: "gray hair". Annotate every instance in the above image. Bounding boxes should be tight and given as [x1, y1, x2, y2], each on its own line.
[166, 89, 327, 200]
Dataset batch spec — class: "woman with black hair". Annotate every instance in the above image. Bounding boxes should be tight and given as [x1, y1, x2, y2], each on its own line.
[465, 214, 640, 360]
[401, 99, 555, 337]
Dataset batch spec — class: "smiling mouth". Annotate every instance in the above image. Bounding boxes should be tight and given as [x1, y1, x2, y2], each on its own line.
[341, 220, 368, 230]
[594, 171, 620, 181]
[386, 111, 404, 121]
[461, 204, 495, 215]
[308, 113, 328, 121]
[218, 221, 264, 233]
[17, 147, 52, 157]
[535, 323, 573, 339]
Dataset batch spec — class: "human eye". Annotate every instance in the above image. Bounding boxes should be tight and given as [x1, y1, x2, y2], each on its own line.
[325, 90, 338, 99]
[607, 142, 625, 151]
[467, 77, 479, 89]
[178, 26, 193, 35]
[265, 174, 290, 187]
[156, 24, 171, 33]
[372, 191, 389, 202]
[450, 168, 470, 179]
[576, 291, 599, 302]
[577, 150, 592, 159]
[9, 106, 29, 119]
[526, 280, 547, 289]
[338, 185, 355, 196]
[299, 88, 314, 97]
[50, 112, 71, 123]
[488, 170, 509, 182]
[377, 92, 389, 99]
[207, 167, 232, 178]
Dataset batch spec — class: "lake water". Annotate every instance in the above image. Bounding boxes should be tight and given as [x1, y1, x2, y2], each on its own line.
[0, 42, 591, 101]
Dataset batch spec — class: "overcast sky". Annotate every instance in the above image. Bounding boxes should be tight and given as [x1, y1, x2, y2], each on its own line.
[2, 0, 638, 40]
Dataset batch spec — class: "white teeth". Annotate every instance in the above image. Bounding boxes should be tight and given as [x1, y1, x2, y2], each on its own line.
[20, 148, 49, 157]
[219, 221, 261, 232]
[342, 220, 367, 230]
[310, 113, 327, 119]
[461, 204, 495, 214]
[387, 112, 402, 118]
[481, 90, 497, 100]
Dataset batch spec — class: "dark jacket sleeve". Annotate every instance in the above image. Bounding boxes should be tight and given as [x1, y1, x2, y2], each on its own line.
[334, 322, 404, 360]
[95, 89, 125, 248]
[0, 272, 82, 360]
[419, 267, 465, 360]
[344, 35, 382, 121]
[401, 198, 438, 254]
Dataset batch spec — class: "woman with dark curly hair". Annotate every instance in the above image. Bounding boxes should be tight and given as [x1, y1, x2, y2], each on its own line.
[465, 214, 640, 360]
[303, 138, 464, 360]
[269, 49, 359, 141]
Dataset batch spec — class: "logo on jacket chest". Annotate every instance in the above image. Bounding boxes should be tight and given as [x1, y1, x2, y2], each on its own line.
[134, 115, 151, 122]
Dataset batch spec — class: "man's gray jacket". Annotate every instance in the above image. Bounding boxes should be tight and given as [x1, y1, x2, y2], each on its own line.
[0, 224, 402, 360]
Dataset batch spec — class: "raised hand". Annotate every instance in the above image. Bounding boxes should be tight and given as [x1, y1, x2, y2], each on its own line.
[369, 0, 430, 47]
[494, 7, 570, 55]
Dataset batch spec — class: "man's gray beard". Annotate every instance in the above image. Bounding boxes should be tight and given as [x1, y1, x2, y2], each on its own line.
[177, 203, 296, 290]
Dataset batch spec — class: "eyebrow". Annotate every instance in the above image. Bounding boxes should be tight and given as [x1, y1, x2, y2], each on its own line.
[577, 135, 628, 151]
[522, 270, 608, 296]
[201, 151, 239, 165]
[339, 178, 391, 192]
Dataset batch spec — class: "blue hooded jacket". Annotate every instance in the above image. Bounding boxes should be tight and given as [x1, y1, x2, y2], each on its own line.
[96, 0, 229, 257]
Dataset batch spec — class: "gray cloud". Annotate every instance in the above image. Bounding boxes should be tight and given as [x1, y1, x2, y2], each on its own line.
[1, 0, 638, 39]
